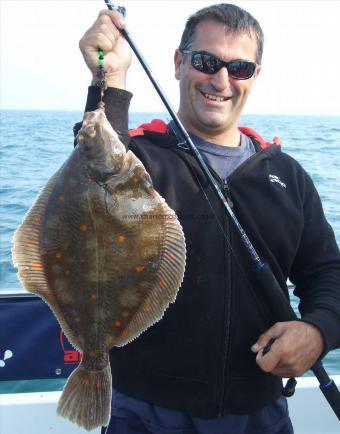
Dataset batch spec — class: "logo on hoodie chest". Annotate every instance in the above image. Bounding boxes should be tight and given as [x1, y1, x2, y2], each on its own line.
[269, 174, 286, 189]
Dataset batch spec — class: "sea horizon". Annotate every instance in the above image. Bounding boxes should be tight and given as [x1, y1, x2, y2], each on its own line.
[1, 108, 339, 118]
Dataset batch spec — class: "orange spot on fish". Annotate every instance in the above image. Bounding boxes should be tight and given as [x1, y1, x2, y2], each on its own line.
[30, 262, 43, 271]
[83, 378, 90, 386]
[135, 266, 145, 273]
[118, 235, 125, 243]
[132, 177, 139, 184]
[114, 320, 122, 328]
[120, 331, 128, 338]
[55, 252, 63, 260]
[58, 195, 65, 202]
[79, 257, 86, 263]
[75, 315, 81, 323]
[159, 278, 166, 287]
[90, 294, 97, 301]
[80, 224, 88, 232]
[34, 218, 41, 225]
[143, 300, 152, 310]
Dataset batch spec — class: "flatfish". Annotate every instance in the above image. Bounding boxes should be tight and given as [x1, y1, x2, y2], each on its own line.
[12, 108, 186, 431]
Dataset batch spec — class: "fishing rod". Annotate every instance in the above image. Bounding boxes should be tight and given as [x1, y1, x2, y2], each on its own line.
[103, 0, 340, 420]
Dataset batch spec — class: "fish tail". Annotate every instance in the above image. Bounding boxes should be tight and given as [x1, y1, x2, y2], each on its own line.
[57, 360, 112, 431]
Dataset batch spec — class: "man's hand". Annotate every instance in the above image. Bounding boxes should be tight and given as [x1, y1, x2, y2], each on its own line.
[251, 321, 324, 377]
[79, 10, 132, 89]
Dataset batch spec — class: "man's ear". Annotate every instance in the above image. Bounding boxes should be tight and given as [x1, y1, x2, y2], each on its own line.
[254, 65, 262, 79]
[174, 49, 183, 81]
[248, 65, 262, 93]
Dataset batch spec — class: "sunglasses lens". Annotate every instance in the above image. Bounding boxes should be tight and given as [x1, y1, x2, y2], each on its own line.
[192, 53, 222, 74]
[190, 52, 256, 79]
[228, 61, 256, 79]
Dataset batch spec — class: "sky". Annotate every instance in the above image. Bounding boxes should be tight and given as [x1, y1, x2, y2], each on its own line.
[1, 0, 340, 115]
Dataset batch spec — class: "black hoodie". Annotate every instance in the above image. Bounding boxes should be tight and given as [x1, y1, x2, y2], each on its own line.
[74, 86, 340, 417]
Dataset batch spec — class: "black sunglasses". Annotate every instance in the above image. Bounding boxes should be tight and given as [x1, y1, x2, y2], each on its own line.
[181, 50, 257, 80]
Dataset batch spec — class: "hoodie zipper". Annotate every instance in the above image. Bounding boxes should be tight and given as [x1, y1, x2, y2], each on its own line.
[222, 179, 234, 208]
[203, 154, 272, 416]
[218, 211, 233, 416]
[201, 165, 234, 416]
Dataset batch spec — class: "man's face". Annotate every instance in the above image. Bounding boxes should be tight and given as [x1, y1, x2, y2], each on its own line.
[175, 19, 261, 141]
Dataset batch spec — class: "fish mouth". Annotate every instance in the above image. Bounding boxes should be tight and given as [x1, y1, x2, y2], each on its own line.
[77, 123, 97, 145]
[84, 124, 96, 138]
[77, 108, 120, 148]
[81, 109, 106, 138]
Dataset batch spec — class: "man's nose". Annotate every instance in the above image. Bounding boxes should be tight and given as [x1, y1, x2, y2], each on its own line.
[210, 66, 230, 91]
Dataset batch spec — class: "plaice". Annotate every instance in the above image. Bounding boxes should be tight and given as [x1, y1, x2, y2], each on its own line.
[12, 108, 186, 431]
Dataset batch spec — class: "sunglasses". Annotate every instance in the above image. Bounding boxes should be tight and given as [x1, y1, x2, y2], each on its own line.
[181, 50, 257, 80]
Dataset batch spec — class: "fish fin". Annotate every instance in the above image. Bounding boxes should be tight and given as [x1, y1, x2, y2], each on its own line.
[116, 202, 186, 346]
[57, 360, 112, 431]
[12, 169, 83, 351]
[12, 169, 60, 299]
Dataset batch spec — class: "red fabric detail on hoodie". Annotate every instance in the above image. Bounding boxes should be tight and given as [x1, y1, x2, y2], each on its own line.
[129, 128, 145, 137]
[129, 119, 169, 137]
[129, 119, 281, 149]
[238, 126, 281, 149]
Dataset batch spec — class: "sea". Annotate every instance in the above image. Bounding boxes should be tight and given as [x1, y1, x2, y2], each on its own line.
[1, 110, 340, 393]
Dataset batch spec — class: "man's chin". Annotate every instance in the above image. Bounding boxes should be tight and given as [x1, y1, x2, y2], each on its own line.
[198, 115, 233, 132]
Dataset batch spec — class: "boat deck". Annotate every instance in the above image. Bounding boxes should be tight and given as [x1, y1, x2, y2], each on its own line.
[1, 375, 339, 434]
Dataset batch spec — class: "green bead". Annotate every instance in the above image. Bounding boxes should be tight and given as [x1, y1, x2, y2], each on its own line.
[98, 50, 104, 57]
[98, 59, 104, 66]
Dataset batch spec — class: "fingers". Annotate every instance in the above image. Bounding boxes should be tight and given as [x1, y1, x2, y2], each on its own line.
[98, 10, 126, 29]
[251, 321, 324, 378]
[79, 9, 132, 85]
[82, 26, 116, 54]
[80, 12, 122, 53]
[256, 336, 292, 375]
[251, 323, 285, 374]
[251, 322, 285, 353]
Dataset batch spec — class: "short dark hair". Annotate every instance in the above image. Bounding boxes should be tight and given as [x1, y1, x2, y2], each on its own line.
[178, 3, 264, 64]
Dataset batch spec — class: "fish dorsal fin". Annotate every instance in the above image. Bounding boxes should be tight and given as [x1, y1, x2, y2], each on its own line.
[12, 169, 83, 350]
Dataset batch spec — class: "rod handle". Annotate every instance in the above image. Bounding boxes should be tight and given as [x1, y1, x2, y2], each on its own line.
[254, 263, 296, 322]
[282, 378, 297, 397]
[319, 380, 340, 421]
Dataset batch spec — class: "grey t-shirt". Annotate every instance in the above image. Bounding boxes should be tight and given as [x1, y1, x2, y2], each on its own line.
[168, 121, 256, 180]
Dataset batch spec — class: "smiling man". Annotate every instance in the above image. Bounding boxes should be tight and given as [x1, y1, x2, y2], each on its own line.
[77, 3, 340, 434]
[175, 18, 261, 145]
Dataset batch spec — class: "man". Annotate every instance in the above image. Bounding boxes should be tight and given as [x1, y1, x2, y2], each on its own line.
[77, 3, 340, 433]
